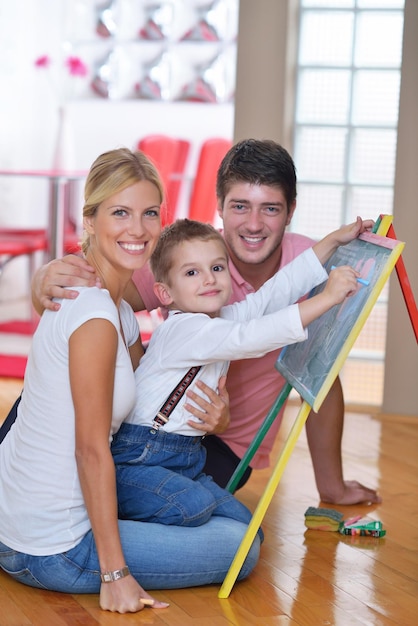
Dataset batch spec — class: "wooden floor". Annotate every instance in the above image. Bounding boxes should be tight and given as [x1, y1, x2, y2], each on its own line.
[0, 376, 417, 626]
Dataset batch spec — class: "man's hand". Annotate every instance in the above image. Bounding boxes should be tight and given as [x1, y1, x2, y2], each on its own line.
[32, 255, 100, 314]
[185, 376, 230, 434]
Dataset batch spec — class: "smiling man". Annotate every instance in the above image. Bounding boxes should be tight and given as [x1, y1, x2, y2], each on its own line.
[199, 139, 381, 505]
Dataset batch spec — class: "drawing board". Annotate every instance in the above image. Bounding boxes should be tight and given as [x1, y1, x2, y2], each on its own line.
[275, 231, 404, 412]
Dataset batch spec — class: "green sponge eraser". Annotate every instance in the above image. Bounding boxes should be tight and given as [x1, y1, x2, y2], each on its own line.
[304, 507, 344, 522]
[304, 506, 344, 531]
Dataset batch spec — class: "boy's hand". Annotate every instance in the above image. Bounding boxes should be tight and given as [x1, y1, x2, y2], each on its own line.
[334, 216, 374, 246]
[313, 217, 375, 265]
[324, 265, 360, 305]
[299, 265, 361, 327]
[32, 255, 100, 313]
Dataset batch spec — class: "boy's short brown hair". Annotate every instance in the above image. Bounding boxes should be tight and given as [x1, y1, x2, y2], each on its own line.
[150, 219, 228, 284]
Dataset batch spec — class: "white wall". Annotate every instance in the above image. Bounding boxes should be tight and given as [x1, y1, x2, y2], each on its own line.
[0, 0, 235, 295]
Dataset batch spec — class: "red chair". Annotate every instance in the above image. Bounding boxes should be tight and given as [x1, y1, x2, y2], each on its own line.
[137, 135, 190, 225]
[188, 138, 232, 224]
[0, 232, 48, 336]
[0, 222, 81, 307]
[0, 195, 82, 355]
[0, 227, 81, 255]
[165, 139, 190, 221]
[0, 231, 48, 281]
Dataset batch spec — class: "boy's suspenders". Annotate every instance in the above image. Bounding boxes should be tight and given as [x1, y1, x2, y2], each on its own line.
[152, 366, 201, 430]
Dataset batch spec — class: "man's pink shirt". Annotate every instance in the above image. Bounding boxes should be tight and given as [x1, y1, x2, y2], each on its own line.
[133, 232, 314, 469]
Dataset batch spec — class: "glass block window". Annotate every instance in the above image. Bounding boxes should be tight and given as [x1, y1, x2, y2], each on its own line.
[292, 0, 404, 407]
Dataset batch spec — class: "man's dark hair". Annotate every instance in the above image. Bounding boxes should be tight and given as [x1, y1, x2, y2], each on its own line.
[216, 139, 297, 210]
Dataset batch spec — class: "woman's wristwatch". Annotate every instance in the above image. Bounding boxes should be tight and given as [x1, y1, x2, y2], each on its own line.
[100, 565, 130, 583]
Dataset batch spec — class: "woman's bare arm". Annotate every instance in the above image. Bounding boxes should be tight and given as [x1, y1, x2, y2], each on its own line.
[70, 318, 166, 613]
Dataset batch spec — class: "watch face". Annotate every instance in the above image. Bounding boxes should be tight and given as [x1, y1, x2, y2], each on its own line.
[101, 566, 130, 583]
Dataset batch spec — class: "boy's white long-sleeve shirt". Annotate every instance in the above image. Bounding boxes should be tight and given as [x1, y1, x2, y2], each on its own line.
[127, 247, 328, 435]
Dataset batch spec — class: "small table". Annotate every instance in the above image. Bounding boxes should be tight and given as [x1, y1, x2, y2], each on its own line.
[0, 168, 88, 260]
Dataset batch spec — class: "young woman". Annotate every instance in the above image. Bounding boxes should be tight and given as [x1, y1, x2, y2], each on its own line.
[0, 148, 260, 615]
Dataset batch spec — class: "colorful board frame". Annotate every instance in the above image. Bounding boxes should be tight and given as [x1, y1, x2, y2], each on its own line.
[275, 231, 405, 412]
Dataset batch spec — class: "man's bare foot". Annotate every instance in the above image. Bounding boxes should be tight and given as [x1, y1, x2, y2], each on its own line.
[320, 480, 382, 506]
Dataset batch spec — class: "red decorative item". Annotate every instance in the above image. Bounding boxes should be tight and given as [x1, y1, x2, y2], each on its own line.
[91, 51, 126, 99]
[181, 0, 228, 42]
[135, 52, 173, 101]
[95, 0, 118, 38]
[139, 3, 173, 40]
[178, 51, 234, 103]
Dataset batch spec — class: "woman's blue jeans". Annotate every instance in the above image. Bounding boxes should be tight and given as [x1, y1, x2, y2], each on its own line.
[0, 517, 260, 593]
[0, 401, 261, 593]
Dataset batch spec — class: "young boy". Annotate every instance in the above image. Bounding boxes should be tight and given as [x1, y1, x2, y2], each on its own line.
[111, 217, 368, 529]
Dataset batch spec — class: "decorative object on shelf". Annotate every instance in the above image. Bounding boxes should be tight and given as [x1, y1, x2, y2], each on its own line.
[178, 49, 235, 103]
[91, 50, 117, 98]
[139, 2, 174, 40]
[34, 54, 88, 167]
[62, 0, 238, 102]
[52, 106, 76, 170]
[96, 0, 118, 38]
[34, 54, 88, 103]
[135, 51, 174, 100]
[181, 0, 227, 42]
[91, 48, 135, 99]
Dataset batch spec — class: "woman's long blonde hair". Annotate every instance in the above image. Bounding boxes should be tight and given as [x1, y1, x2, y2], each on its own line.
[81, 147, 164, 255]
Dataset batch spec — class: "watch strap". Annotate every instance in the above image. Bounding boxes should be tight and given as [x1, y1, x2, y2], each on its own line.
[100, 565, 130, 583]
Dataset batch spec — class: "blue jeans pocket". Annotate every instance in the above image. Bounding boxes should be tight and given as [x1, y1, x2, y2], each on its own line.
[0, 547, 48, 590]
[1, 565, 48, 589]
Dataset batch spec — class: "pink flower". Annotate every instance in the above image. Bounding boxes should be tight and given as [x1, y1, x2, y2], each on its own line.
[35, 54, 88, 77]
[65, 56, 88, 77]
[34, 55, 51, 68]
[34, 54, 88, 102]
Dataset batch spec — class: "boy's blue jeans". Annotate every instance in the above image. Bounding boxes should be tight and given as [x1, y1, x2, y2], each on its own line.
[111, 423, 263, 540]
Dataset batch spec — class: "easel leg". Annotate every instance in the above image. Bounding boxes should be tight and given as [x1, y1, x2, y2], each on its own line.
[226, 383, 292, 493]
[387, 224, 418, 342]
[375, 215, 418, 342]
[218, 401, 312, 599]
